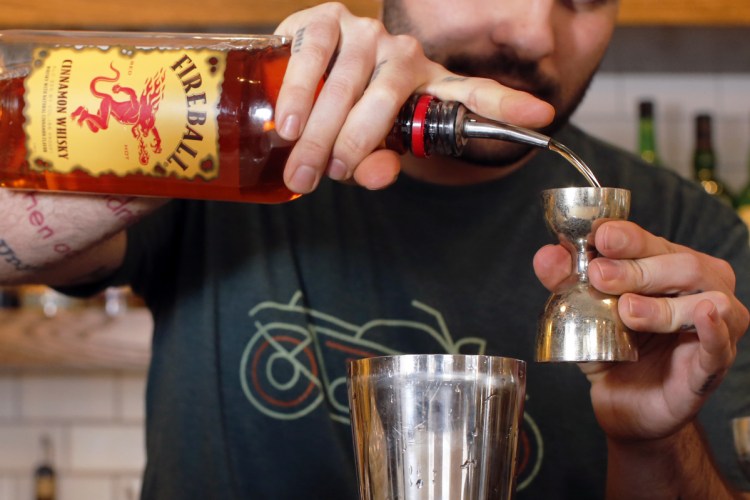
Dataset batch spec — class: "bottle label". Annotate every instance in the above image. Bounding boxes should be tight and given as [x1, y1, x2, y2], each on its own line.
[23, 47, 226, 180]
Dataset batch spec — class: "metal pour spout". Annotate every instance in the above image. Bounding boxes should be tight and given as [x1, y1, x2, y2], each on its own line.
[461, 114, 551, 149]
[395, 96, 602, 188]
[461, 113, 601, 187]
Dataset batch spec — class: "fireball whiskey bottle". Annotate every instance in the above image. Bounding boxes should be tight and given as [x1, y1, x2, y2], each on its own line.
[0, 30, 302, 203]
[0, 30, 557, 203]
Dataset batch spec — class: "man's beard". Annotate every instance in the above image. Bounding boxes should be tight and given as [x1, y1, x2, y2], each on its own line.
[437, 50, 596, 166]
[438, 49, 594, 137]
[382, 0, 596, 167]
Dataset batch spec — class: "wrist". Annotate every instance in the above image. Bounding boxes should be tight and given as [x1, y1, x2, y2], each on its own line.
[606, 433, 681, 500]
[606, 425, 684, 458]
[605, 423, 737, 500]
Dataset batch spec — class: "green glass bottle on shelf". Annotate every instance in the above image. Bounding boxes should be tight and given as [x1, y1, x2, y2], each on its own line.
[692, 114, 735, 207]
[638, 100, 660, 166]
[736, 123, 750, 239]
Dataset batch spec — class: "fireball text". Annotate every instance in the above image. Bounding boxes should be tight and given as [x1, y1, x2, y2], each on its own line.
[165, 54, 208, 171]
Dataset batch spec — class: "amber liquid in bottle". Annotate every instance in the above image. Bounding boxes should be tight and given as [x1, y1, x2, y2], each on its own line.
[0, 45, 297, 203]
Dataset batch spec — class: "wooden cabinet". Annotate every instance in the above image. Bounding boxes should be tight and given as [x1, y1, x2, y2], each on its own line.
[2, 0, 749, 29]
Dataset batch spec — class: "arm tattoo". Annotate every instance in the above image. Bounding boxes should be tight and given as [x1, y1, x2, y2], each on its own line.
[0, 238, 40, 272]
[292, 27, 306, 53]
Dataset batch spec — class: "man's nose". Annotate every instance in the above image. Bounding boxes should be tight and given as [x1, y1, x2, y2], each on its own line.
[488, 0, 555, 61]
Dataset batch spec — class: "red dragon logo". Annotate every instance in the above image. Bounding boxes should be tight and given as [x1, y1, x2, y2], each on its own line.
[71, 62, 166, 165]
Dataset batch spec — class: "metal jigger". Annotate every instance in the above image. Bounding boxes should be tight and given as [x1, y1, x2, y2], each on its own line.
[535, 187, 638, 363]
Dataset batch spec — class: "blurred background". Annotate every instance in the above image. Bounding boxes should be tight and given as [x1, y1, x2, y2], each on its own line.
[1, 1, 749, 498]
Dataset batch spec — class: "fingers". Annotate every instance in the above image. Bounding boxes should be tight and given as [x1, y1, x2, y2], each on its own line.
[325, 34, 431, 183]
[273, 3, 556, 195]
[688, 299, 734, 396]
[594, 220, 676, 260]
[588, 220, 749, 337]
[618, 291, 733, 333]
[421, 76, 555, 130]
[589, 252, 731, 297]
[350, 149, 401, 189]
[538, 218, 749, 342]
[276, 9, 419, 193]
[590, 221, 737, 296]
[274, 13, 342, 142]
[533, 244, 572, 291]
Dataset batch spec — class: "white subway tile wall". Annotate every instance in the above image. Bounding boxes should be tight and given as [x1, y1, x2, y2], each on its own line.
[573, 72, 750, 190]
[0, 372, 146, 500]
[0, 72, 748, 500]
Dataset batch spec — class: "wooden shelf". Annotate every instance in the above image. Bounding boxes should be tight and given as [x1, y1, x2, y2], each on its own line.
[0, 308, 152, 372]
[1, 0, 749, 30]
[0, 0, 378, 29]
[617, 0, 750, 26]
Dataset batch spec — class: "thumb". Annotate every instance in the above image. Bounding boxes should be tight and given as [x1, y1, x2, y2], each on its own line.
[533, 244, 572, 291]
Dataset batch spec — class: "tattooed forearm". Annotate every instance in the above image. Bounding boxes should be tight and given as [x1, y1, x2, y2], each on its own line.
[102, 195, 146, 224]
[293, 27, 306, 53]
[1, 189, 164, 284]
[22, 192, 72, 254]
[442, 76, 469, 83]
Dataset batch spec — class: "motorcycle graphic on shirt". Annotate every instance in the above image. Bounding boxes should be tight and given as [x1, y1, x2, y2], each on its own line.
[239, 291, 543, 490]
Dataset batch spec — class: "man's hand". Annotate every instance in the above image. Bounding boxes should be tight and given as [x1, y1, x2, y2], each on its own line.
[533, 220, 750, 442]
[273, 2, 555, 194]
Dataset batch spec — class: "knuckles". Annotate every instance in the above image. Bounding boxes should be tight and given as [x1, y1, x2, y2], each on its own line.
[314, 2, 350, 18]
[389, 34, 427, 65]
[352, 17, 387, 41]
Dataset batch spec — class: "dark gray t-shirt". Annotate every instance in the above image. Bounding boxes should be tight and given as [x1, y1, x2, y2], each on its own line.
[95, 125, 750, 499]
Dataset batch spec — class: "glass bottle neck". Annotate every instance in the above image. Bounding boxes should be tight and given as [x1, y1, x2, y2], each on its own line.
[639, 119, 658, 164]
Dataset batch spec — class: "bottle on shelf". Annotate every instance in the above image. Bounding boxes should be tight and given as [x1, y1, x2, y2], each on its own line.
[637, 99, 660, 166]
[0, 286, 20, 309]
[34, 434, 56, 500]
[692, 114, 735, 207]
[0, 30, 560, 205]
[19, 285, 90, 317]
[736, 118, 750, 238]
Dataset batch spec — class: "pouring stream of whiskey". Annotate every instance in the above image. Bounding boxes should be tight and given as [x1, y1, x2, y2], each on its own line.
[462, 117, 601, 188]
[548, 140, 601, 188]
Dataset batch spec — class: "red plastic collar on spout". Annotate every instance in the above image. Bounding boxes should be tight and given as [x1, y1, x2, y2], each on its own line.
[410, 95, 434, 158]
